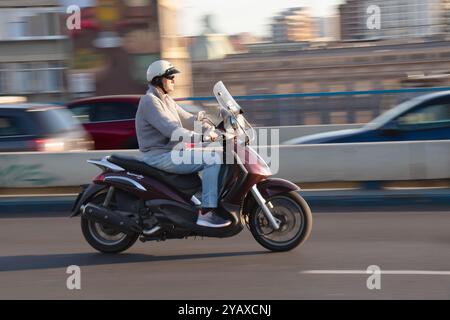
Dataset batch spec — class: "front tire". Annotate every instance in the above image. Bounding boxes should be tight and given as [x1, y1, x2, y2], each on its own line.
[80, 192, 139, 254]
[248, 192, 312, 252]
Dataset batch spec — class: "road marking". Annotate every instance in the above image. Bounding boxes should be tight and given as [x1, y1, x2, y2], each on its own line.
[300, 270, 450, 275]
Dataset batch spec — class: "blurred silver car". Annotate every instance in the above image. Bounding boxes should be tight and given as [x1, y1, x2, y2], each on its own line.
[0, 103, 94, 152]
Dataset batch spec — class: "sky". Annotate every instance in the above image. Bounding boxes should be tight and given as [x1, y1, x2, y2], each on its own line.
[179, 0, 344, 37]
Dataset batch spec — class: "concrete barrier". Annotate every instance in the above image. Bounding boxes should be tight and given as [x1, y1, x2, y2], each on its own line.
[1, 140, 450, 188]
[271, 141, 450, 182]
[0, 150, 137, 188]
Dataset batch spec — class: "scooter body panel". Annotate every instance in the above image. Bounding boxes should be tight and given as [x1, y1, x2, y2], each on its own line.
[93, 171, 192, 204]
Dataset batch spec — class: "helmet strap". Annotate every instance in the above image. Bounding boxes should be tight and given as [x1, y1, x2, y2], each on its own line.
[151, 77, 168, 94]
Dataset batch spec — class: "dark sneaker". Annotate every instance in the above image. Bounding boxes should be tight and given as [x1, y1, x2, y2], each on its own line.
[196, 210, 231, 228]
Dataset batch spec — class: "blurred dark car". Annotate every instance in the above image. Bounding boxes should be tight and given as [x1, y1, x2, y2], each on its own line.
[284, 91, 450, 144]
[0, 103, 93, 152]
[66, 95, 205, 150]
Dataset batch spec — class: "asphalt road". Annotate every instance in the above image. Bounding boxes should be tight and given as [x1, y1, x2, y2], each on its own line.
[1, 210, 450, 299]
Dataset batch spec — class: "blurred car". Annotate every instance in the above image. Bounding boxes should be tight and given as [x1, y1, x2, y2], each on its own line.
[66, 95, 205, 150]
[284, 91, 450, 144]
[0, 103, 93, 152]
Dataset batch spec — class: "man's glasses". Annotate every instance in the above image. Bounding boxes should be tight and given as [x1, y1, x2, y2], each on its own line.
[164, 75, 175, 80]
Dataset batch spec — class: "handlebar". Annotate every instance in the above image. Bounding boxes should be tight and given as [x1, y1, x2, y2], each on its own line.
[203, 128, 226, 142]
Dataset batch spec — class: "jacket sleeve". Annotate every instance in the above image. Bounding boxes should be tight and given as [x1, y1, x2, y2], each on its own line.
[175, 102, 213, 133]
[142, 95, 199, 140]
[175, 103, 195, 130]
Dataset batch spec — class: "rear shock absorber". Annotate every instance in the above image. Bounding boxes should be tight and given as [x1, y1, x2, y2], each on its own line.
[103, 186, 115, 207]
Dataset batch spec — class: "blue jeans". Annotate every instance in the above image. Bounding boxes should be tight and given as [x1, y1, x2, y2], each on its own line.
[142, 150, 222, 208]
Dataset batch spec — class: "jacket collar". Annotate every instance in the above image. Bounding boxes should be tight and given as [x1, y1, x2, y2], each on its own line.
[148, 85, 167, 100]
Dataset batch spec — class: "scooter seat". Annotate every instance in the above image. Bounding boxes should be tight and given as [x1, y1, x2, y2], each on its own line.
[108, 154, 201, 193]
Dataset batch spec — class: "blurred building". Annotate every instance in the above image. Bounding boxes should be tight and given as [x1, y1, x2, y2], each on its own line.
[314, 16, 340, 42]
[340, 0, 450, 41]
[193, 39, 450, 96]
[0, 0, 69, 102]
[68, 0, 192, 99]
[228, 33, 264, 53]
[444, 0, 450, 33]
[271, 7, 316, 42]
[189, 15, 236, 61]
[192, 39, 450, 126]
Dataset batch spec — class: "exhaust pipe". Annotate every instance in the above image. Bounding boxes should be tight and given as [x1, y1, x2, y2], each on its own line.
[83, 203, 142, 234]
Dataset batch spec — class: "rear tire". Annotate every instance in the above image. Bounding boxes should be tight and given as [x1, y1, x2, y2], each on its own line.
[248, 191, 312, 252]
[80, 193, 139, 254]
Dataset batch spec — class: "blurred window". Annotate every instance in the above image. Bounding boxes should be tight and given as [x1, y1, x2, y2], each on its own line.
[44, 12, 60, 36]
[410, 54, 426, 60]
[70, 104, 93, 124]
[18, 63, 33, 93]
[1, 8, 63, 40]
[3, 62, 64, 94]
[92, 102, 138, 122]
[0, 68, 4, 94]
[45, 62, 64, 92]
[125, 0, 151, 6]
[30, 108, 79, 135]
[276, 83, 295, 94]
[353, 57, 369, 63]
[8, 20, 27, 38]
[6, 63, 28, 94]
[75, 102, 138, 123]
[397, 103, 450, 126]
[0, 116, 27, 137]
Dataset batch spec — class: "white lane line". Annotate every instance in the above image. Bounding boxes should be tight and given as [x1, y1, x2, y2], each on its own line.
[300, 270, 450, 275]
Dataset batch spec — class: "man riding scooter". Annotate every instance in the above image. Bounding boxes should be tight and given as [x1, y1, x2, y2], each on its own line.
[135, 60, 231, 228]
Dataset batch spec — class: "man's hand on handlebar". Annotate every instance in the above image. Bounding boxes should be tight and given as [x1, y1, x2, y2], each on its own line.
[209, 130, 219, 142]
[203, 127, 223, 142]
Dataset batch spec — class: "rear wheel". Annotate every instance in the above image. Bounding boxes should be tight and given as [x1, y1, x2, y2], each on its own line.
[80, 193, 139, 254]
[248, 192, 312, 252]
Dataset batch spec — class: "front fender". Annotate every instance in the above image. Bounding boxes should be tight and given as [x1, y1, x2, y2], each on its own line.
[70, 183, 107, 217]
[256, 178, 300, 199]
[242, 178, 300, 215]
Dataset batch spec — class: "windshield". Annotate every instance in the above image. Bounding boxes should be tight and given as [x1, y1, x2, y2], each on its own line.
[213, 81, 242, 115]
[213, 81, 255, 142]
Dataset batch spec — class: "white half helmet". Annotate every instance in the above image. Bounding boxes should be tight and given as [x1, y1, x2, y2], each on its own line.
[146, 60, 180, 82]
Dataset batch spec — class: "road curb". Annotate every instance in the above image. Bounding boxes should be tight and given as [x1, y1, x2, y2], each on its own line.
[1, 189, 449, 216]
[0, 196, 75, 214]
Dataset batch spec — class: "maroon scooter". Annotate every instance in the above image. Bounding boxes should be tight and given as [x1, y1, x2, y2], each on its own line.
[71, 82, 312, 253]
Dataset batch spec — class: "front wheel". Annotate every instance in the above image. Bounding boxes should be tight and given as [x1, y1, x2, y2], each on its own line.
[248, 192, 312, 252]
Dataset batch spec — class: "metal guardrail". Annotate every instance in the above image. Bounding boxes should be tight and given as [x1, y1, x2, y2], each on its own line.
[177, 86, 450, 101]
[175, 86, 450, 127]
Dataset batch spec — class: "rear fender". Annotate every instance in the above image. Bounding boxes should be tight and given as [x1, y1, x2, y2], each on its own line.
[70, 183, 108, 217]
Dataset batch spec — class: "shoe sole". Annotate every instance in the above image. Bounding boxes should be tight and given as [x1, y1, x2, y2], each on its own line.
[196, 221, 232, 228]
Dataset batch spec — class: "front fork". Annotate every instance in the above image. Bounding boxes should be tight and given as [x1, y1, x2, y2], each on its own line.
[250, 185, 281, 230]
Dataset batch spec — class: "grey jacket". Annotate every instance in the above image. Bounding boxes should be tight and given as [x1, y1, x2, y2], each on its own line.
[135, 86, 208, 156]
